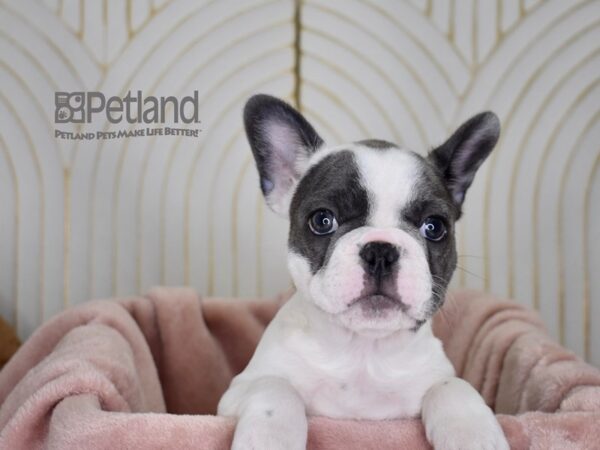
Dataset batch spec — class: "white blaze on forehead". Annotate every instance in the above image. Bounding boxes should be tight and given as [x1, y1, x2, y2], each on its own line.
[353, 147, 421, 228]
[301, 144, 421, 228]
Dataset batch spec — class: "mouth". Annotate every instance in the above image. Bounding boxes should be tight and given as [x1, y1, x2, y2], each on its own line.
[348, 293, 409, 315]
[328, 286, 429, 335]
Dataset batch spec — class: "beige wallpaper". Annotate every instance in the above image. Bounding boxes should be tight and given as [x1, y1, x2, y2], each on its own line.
[0, 0, 599, 366]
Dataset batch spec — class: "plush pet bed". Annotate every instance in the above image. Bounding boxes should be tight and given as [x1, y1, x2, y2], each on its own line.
[0, 287, 599, 449]
[0, 315, 20, 370]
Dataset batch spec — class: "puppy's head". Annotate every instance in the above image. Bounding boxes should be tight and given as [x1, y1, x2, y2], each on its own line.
[245, 95, 499, 337]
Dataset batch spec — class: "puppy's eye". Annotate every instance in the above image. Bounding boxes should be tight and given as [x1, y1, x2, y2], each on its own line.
[308, 209, 338, 235]
[420, 216, 447, 242]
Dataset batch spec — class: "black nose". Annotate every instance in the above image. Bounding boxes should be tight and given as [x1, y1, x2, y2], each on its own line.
[359, 241, 400, 277]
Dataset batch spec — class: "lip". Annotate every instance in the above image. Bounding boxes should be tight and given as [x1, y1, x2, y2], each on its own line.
[348, 293, 409, 313]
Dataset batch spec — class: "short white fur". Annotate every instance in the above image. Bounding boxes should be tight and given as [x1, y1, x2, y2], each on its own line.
[218, 142, 509, 450]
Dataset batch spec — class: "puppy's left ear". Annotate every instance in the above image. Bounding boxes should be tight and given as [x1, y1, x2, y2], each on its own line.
[428, 112, 500, 211]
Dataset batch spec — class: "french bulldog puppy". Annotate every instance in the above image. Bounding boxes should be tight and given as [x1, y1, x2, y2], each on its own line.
[218, 94, 508, 450]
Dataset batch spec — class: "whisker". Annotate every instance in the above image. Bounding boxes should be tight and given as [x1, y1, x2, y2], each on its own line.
[456, 254, 485, 260]
[431, 274, 450, 285]
[455, 264, 487, 282]
[431, 286, 452, 330]
[428, 278, 460, 332]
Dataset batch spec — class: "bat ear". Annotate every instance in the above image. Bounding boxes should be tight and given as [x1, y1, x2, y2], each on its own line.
[428, 112, 500, 210]
[244, 94, 324, 217]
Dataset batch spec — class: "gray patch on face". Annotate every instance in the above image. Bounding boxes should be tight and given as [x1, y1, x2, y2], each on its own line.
[289, 150, 370, 273]
[355, 139, 397, 149]
[398, 152, 460, 318]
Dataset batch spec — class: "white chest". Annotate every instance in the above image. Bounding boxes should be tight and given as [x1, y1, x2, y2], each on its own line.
[302, 366, 427, 419]
[240, 299, 455, 421]
[289, 338, 453, 420]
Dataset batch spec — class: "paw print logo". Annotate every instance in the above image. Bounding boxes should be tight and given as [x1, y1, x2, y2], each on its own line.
[55, 92, 85, 123]
[57, 106, 70, 121]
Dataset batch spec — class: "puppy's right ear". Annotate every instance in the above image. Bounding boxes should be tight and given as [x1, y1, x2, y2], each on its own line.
[244, 94, 324, 217]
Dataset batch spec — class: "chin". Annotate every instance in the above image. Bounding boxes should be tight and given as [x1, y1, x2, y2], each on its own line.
[335, 299, 421, 338]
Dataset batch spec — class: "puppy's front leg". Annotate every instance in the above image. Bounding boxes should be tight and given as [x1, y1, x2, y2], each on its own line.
[218, 376, 307, 450]
[421, 377, 509, 450]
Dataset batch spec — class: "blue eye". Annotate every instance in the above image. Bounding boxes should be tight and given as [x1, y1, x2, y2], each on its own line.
[309, 209, 338, 235]
[420, 217, 447, 241]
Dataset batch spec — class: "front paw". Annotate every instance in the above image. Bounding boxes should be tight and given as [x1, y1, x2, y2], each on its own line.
[231, 412, 307, 450]
[425, 407, 509, 450]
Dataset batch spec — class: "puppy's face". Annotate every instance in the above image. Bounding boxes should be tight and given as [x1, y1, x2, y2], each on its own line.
[245, 95, 500, 337]
[287, 145, 457, 336]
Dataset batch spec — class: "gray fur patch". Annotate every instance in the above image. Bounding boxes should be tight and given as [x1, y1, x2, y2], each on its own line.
[289, 150, 369, 273]
[355, 139, 397, 149]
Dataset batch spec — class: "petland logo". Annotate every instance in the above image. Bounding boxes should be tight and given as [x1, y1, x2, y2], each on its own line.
[54, 91, 202, 140]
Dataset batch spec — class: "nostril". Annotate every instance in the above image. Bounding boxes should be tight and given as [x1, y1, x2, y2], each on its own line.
[359, 241, 400, 274]
[366, 253, 375, 264]
[385, 247, 399, 264]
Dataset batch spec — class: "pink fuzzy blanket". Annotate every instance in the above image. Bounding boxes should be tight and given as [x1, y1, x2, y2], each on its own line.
[0, 288, 599, 449]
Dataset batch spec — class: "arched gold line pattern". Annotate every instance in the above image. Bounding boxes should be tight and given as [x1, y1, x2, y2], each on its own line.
[86, 0, 286, 298]
[507, 33, 598, 302]
[301, 104, 346, 144]
[478, 1, 595, 293]
[231, 153, 253, 296]
[68, 0, 193, 172]
[2, 2, 93, 88]
[448, 0, 455, 41]
[293, 0, 302, 109]
[183, 70, 293, 294]
[464, 10, 592, 253]
[472, 0, 478, 66]
[203, 90, 295, 295]
[0, 51, 66, 327]
[365, 0, 470, 85]
[424, 0, 433, 18]
[203, 129, 242, 294]
[302, 78, 372, 141]
[102, 2, 284, 295]
[505, 25, 600, 299]
[530, 78, 600, 318]
[304, 3, 449, 124]
[95, 0, 267, 104]
[176, 46, 295, 285]
[160, 45, 292, 289]
[302, 26, 431, 145]
[311, 1, 464, 97]
[0, 135, 19, 325]
[456, 0, 587, 116]
[1, 3, 95, 316]
[0, 27, 74, 311]
[1, 18, 83, 316]
[583, 151, 600, 360]
[538, 85, 600, 342]
[559, 113, 600, 358]
[101, 2, 290, 291]
[137, 39, 292, 292]
[0, 88, 45, 334]
[497, 0, 503, 39]
[0, 35, 64, 165]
